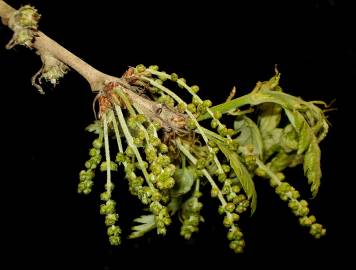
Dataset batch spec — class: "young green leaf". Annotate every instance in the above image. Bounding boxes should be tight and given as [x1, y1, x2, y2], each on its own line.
[85, 121, 103, 134]
[261, 128, 283, 160]
[217, 143, 257, 214]
[172, 166, 196, 197]
[304, 139, 322, 197]
[285, 109, 322, 196]
[258, 103, 282, 133]
[234, 116, 263, 158]
[268, 151, 303, 172]
[129, 214, 156, 239]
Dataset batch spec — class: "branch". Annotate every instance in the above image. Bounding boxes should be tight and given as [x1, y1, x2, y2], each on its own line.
[0, 0, 115, 91]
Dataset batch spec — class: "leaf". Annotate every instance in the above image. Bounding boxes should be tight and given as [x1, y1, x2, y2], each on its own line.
[167, 198, 182, 215]
[285, 109, 313, 155]
[217, 143, 257, 214]
[171, 166, 196, 197]
[285, 109, 322, 196]
[280, 124, 298, 153]
[261, 128, 283, 160]
[258, 103, 282, 133]
[129, 214, 156, 239]
[268, 151, 303, 172]
[303, 139, 322, 197]
[85, 121, 103, 134]
[234, 116, 263, 159]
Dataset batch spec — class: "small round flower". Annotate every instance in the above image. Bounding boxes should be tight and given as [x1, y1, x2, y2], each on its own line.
[187, 103, 197, 113]
[177, 78, 186, 88]
[171, 73, 178, 81]
[191, 85, 200, 93]
[214, 111, 222, 119]
[203, 99, 212, 108]
[211, 187, 219, 198]
[92, 139, 103, 149]
[223, 215, 234, 228]
[225, 203, 235, 213]
[149, 65, 159, 71]
[105, 213, 119, 226]
[109, 235, 121, 245]
[136, 64, 146, 73]
[211, 119, 219, 129]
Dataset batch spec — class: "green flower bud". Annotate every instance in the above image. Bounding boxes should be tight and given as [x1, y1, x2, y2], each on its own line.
[203, 99, 212, 108]
[211, 187, 219, 198]
[217, 124, 228, 136]
[218, 205, 225, 215]
[218, 173, 227, 182]
[159, 72, 168, 82]
[214, 111, 222, 119]
[150, 136, 161, 147]
[105, 182, 115, 192]
[187, 103, 197, 113]
[149, 65, 159, 71]
[159, 143, 168, 153]
[227, 128, 236, 136]
[231, 185, 241, 193]
[107, 225, 121, 236]
[222, 164, 231, 173]
[226, 193, 237, 201]
[235, 205, 246, 214]
[115, 153, 125, 163]
[92, 138, 103, 149]
[211, 119, 219, 129]
[223, 215, 234, 228]
[187, 119, 196, 130]
[105, 213, 119, 226]
[150, 201, 162, 215]
[100, 204, 108, 215]
[83, 188, 92, 195]
[191, 85, 200, 93]
[231, 213, 240, 221]
[109, 235, 121, 245]
[100, 161, 118, 172]
[192, 96, 201, 105]
[136, 64, 146, 73]
[155, 79, 163, 85]
[225, 203, 235, 213]
[177, 78, 186, 88]
[170, 73, 178, 81]
[177, 103, 186, 113]
[100, 192, 110, 201]
[89, 148, 100, 157]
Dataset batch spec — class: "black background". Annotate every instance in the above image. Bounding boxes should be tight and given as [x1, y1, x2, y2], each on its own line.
[0, 0, 353, 268]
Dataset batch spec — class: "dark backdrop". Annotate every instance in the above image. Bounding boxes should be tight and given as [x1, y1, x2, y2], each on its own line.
[0, 0, 352, 268]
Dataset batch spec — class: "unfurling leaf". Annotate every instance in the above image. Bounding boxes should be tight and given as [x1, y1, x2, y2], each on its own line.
[85, 121, 103, 134]
[217, 143, 257, 214]
[304, 139, 322, 197]
[234, 116, 263, 159]
[261, 128, 283, 160]
[268, 151, 303, 172]
[280, 124, 299, 153]
[129, 214, 156, 239]
[172, 166, 196, 197]
[258, 103, 282, 133]
[285, 109, 322, 195]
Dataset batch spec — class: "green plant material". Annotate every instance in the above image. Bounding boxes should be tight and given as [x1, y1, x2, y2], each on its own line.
[11, 58, 329, 250]
[172, 165, 196, 197]
[217, 143, 257, 214]
[129, 215, 156, 239]
[71, 66, 332, 250]
[285, 109, 322, 196]
[234, 116, 263, 159]
[0, 2, 333, 253]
